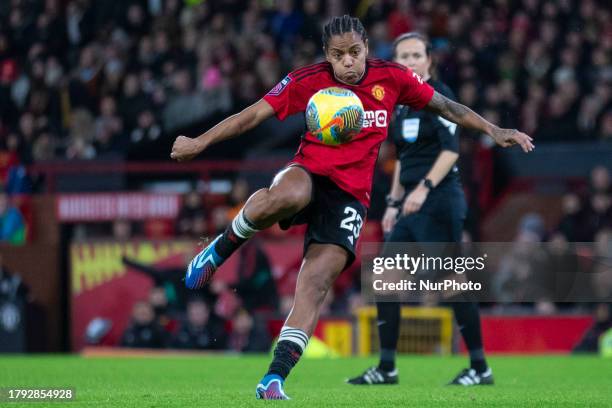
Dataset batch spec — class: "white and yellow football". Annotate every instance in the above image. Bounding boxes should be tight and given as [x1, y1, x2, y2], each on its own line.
[305, 87, 364, 146]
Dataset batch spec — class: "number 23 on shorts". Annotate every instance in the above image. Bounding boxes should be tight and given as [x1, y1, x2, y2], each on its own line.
[340, 206, 363, 245]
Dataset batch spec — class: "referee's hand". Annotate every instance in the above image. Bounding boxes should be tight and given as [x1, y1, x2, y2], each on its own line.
[382, 207, 399, 233]
[403, 185, 429, 215]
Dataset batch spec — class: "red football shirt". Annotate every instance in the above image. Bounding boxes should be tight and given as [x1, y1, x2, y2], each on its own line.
[263, 58, 434, 207]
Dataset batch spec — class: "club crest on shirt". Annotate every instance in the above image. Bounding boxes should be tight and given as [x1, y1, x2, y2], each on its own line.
[371, 85, 385, 101]
[268, 76, 291, 96]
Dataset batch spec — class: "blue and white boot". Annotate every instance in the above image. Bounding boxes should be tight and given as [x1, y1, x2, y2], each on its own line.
[256, 374, 290, 400]
[185, 235, 225, 289]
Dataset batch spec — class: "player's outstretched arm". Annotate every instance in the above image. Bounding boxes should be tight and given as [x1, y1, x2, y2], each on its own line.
[424, 91, 534, 152]
[170, 99, 276, 161]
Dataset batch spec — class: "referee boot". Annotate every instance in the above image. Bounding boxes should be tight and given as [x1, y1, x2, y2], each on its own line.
[448, 368, 494, 386]
[346, 366, 399, 385]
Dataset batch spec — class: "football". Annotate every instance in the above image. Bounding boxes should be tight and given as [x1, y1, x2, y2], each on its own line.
[305, 87, 365, 145]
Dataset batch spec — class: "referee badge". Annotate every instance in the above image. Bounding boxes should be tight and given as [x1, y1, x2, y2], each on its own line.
[402, 118, 420, 142]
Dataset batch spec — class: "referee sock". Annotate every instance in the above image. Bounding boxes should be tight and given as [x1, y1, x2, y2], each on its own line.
[377, 302, 400, 372]
[452, 302, 488, 374]
[267, 326, 309, 379]
[214, 208, 259, 259]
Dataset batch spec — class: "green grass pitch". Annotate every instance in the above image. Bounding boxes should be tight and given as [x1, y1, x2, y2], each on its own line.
[1, 355, 611, 407]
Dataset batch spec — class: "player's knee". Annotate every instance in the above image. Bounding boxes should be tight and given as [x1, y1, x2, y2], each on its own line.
[266, 186, 309, 214]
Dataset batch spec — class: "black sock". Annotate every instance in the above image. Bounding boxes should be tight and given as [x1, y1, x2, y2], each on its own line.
[214, 225, 247, 259]
[377, 301, 400, 372]
[452, 302, 488, 373]
[214, 210, 258, 259]
[267, 340, 303, 379]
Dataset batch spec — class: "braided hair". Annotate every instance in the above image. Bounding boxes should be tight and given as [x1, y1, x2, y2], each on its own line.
[322, 15, 367, 50]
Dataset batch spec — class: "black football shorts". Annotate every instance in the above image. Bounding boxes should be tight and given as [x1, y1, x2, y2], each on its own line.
[279, 164, 367, 269]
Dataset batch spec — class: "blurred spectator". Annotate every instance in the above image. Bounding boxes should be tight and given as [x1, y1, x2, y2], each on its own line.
[32, 130, 56, 162]
[0, 252, 29, 352]
[227, 178, 249, 220]
[143, 218, 175, 239]
[232, 238, 278, 312]
[493, 213, 549, 303]
[148, 286, 179, 334]
[600, 111, 612, 140]
[171, 298, 227, 350]
[590, 166, 610, 194]
[299, 0, 323, 44]
[581, 191, 611, 242]
[65, 109, 96, 160]
[387, 0, 414, 39]
[590, 229, 612, 301]
[176, 190, 207, 238]
[119, 73, 151, 131]
[0, 191, 26, 244]
[68, 45, 101, 112]
[228, 308, 271, 353]
[127, 109, 164, 159]
[211, 205, 231, 235]
[518, 213, 546, 242]
[0, 137, 20, 184]
[0, 252, 28, 302]
[112, 219, 134, 241]
[120, 301, 167, 348]
[557, 193, 583, 241]
[93, 96, 124, 156]
[556, 166, 612, 241]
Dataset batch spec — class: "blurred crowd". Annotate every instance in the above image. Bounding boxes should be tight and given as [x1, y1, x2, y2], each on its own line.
[116, 293, 273, 352]
[0, 0, 610, 171]
[491, 165, 611, 315]
[556, 165, 612, 243]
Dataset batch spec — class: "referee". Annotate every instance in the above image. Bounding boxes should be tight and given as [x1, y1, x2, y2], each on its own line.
[348, 33, 493, 387]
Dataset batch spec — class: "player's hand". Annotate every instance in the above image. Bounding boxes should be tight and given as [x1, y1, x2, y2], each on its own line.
[170, 135, 204, 162]
[382, 206, 399, 233]
[402, 185, 429, 215]
[489, 127, 534, 153]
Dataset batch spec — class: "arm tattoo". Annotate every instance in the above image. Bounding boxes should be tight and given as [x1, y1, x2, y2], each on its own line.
[426, 91, 470, 122]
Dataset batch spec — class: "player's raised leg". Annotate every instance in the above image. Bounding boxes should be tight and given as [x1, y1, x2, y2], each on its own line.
[256, 243, 348, 399]
[185, 166, 312, 289]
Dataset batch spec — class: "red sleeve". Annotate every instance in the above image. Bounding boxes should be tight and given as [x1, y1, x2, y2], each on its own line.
[395, 67, 435, 110]
[262, 74, 308, 120]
